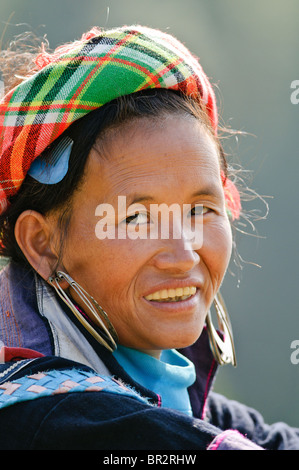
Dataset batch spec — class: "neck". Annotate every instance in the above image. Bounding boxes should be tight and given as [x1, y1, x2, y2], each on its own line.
[135, 348, 161, 360]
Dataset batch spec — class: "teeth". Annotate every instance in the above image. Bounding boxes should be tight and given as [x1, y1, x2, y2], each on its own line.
[145, 286, 197, 302]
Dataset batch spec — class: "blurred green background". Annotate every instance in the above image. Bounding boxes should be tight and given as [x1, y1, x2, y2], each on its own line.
[0, 0, 298, 426]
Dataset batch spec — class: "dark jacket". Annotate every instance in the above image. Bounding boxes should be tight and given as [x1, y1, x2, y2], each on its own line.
[0, 262, 298, 450]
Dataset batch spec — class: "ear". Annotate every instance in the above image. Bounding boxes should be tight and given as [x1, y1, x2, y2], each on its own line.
[14, 210, 59, 281]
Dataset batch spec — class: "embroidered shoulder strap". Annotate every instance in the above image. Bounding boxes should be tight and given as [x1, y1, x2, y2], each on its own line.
[0, 367, 148, 410]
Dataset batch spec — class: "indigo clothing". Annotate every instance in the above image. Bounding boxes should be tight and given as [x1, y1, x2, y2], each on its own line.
[0, 262, 298, 450]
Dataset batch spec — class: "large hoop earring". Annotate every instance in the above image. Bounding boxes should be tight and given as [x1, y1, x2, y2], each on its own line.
[48, 271, 118, 352]
[206, 291, 237, 366]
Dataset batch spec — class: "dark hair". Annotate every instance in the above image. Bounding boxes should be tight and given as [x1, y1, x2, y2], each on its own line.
[0, 88, 227, 268]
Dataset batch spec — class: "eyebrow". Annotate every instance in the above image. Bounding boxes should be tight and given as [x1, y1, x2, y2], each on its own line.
[127, 194, 155, 205]
[127, 184, 222, 206]
[190, 184, 223, 199]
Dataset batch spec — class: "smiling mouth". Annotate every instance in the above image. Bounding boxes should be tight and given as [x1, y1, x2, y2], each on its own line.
[144, 286, 197, 302]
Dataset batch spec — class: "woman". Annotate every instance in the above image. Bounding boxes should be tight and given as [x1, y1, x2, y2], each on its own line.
[0, 25, 298, 450]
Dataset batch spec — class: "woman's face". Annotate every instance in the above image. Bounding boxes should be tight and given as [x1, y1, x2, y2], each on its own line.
[57, 115, 232, 357]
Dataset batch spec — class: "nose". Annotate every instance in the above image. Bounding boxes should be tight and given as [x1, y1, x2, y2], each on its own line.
[152, 235, 200, 274]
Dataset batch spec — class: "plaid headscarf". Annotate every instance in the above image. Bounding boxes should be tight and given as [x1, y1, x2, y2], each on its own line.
[0, 25, 240, 218]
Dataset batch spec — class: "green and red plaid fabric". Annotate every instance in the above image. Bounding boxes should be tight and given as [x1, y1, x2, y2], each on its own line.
[0, 25, 219, 215]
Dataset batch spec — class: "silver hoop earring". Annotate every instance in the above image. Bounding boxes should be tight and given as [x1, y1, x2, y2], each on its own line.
[48, 271, 118, 352]
[206, 291, 237, 367]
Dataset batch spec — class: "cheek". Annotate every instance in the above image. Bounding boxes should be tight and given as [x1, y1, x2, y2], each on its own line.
[201, 217, 232, 283]
[78, 238, 148, 304]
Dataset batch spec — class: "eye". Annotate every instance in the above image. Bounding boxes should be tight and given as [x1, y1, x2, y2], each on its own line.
[125, 212, 149, 225]
[190, 205, 211, 217]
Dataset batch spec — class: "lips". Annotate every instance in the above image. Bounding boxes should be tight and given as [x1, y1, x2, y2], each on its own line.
[142, 276, 203, 305]
[144, 286, 197, 302]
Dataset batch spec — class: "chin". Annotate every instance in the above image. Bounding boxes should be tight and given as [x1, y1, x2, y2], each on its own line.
[157, 327, 204, 351]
